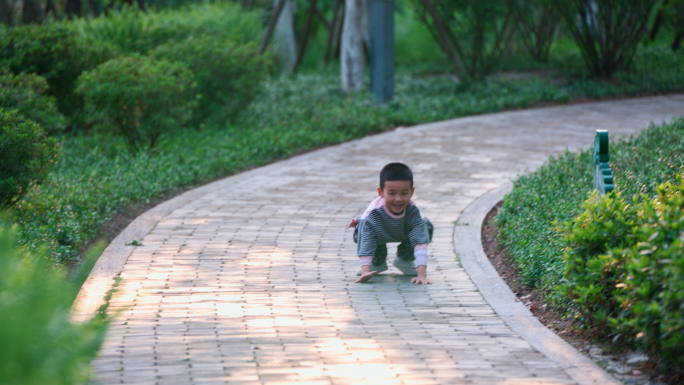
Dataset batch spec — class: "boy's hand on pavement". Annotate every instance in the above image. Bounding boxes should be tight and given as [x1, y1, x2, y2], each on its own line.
[355, 270, 378, 283]
[411, 265, 432, 285]
[411, 275, 432, 285]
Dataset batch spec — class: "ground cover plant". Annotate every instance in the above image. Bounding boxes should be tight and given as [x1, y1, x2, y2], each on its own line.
[496, 118, 684, 381]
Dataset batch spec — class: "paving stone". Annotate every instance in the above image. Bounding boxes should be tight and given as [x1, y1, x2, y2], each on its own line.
[89, 96, 684, 384]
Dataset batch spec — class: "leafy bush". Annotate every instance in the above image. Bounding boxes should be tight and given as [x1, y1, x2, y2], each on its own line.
[75, 55, 198, 152]
[72, 2, 264, 55]
[0, 71, 68, 135]
[151, 36, 276, 123]
[0, 224, 105, 385]
[556, 177, 684, 379]
[0, 22, 117, 122]
[556, 191, 639, 330]
[615, 178, 684, 377]
[0, 109, 60, 208]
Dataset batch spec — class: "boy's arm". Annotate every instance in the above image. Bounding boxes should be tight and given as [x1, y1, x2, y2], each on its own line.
[408, 209, 431, 284]
[355, 219, 378, 283]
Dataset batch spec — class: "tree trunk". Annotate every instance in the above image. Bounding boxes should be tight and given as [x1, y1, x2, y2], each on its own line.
[87, 0, 100, 16]
[324, 0, 341, 63]
[0, 0, 10, 24]
[23, 0, 46, 23]
[421, 0, 467, 80]
[293, 0, 317, 73]
[66, 0, 82, 18]
[341, 0, 364, 92]
[45, 0, 60, 18]
[361, 0, 369, 53]
[273, 0, 297, 73]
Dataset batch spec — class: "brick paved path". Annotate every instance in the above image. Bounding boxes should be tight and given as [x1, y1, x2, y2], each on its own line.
[91, 96, 684, 385]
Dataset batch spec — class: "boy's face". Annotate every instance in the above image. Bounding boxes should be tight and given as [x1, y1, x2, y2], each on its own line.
[378, 180, 414, 215]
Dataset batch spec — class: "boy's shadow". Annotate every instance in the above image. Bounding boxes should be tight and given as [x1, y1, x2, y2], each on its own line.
[359, 273, 414, 284]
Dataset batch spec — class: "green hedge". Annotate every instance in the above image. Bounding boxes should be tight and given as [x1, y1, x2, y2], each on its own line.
[71, 2, 264, 54]
[0, 71, 67, 136]
[558, 177, 684, 378]
[616, 179, 684, 375]
[0, 23, 117, 124]
[76, 55, 197, 152]
[151, 37, 276, 124]
[0, 109, 60, 208]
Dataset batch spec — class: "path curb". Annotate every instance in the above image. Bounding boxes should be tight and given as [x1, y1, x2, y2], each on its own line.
[454, 183, 621, 385]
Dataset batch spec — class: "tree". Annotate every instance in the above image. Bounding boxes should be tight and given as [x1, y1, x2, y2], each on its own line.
[414, 0, 513, 80]
[273, 0, 297, 72]
[512, 0, 560, 62]
[0, 0, 9, 24]
[66, 0, 82, 18]
[551, 0, 660, 77]
[341, 0, 364, 92]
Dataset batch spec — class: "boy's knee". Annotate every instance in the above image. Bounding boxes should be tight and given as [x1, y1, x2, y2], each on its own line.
[397, 242, 414, 261]
[372, 244, 388, 265]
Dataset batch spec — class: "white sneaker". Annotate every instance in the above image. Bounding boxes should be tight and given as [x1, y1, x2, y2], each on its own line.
[356, 262, 388, 276]
[392, 258, 418, 276]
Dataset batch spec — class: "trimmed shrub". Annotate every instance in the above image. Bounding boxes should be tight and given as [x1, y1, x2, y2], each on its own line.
[0, 225, 105, 385]
[0, 109, 60, 207]
[0, 71, 68, 136]
[151, 37, 276, 123]
[616, 178, 684, 377]
[556, 191, 639, 331]
[0, 22, 117, 123]
[75, 56, 198, 152]
[556, 176, 684, 379]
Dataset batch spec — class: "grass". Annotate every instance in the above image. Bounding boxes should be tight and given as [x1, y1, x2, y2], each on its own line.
[6, 41, 684, 267]
[496, 117, 684, 305]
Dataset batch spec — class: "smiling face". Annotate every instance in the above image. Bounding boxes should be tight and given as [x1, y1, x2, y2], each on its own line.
[378, 180, 414, 216]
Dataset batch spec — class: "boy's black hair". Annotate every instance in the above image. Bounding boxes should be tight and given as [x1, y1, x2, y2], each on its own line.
[379, 162, 413, 190]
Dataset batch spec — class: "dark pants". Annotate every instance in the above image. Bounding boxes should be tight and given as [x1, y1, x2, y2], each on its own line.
[353, 219, 433, 266]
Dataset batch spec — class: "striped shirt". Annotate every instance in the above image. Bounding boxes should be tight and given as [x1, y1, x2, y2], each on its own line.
[353, 197, 430, 266]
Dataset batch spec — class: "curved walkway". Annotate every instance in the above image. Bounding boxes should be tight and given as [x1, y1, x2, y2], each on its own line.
[76, 95, 684, 385]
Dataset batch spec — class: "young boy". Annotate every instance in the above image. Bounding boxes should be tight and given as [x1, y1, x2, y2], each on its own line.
[350, 162, 433, 284]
